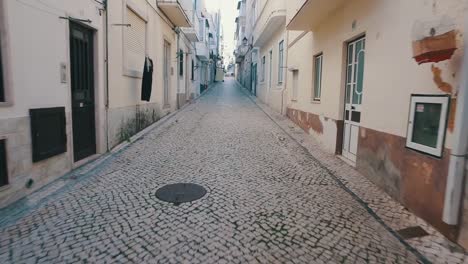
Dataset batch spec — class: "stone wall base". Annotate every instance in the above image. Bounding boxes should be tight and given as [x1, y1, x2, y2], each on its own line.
[0, 116, 73, 208]
[286, 107, 460, 242]
[108, 103, 164, 149]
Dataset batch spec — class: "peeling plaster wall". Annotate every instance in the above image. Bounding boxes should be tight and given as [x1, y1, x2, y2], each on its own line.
[285, 0, 468, 242]
[286, 0, 467, 138]
[287, 108, 339, 153]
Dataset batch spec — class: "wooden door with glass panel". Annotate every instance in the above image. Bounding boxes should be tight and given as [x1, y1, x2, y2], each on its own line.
[342, 36, 365, 163]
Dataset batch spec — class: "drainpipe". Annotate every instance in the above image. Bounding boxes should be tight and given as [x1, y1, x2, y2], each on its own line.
[443, 18, 468, 225]
[104, 0, 110, 151]
[280, 29, 289, 115]
[176, 27, 181, 110]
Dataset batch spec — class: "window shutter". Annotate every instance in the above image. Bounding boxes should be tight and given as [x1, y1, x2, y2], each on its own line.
[0, 140, 7, 187]
[191, 59, 195, 80]
[30, 107, 67, 162]
[125, 8, 146, 72]
[179, 50, 184, 76]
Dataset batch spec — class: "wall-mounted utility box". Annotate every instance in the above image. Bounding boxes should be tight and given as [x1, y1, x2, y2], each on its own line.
[412, 30, 457, 65]
[30, 107, 67, 162]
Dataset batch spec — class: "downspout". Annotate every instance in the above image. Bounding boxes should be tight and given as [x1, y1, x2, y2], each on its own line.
[280, 29, 289, 115]
[443, 18, 468, 225]
[104, 0, 110, 151]
[176, 27, 181, 110]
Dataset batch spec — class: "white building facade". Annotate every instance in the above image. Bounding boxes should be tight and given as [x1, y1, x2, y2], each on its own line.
[0, 0, 221, 209]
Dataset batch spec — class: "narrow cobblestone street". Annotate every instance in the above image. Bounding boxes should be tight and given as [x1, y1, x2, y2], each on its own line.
[0, 79, 427, 263]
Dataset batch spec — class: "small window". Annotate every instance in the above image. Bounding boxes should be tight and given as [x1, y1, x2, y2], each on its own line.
[30, 107, 67, 162]
[179, 49, 184, 77]
[313, 53, 323, 101]
[278, 40, 284, 84]
[0, 139, 8, 187]
[406, 95, 450, 157]
[191, 59, 195, 80]
[261, 56, 265, 82]
[292, 70, 299, 100]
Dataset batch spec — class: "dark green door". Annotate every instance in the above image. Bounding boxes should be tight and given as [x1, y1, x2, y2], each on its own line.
[70, 22, 96, 161]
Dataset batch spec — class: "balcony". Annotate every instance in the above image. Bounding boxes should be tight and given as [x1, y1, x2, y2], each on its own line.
[287, 0, 346, 30]
[157, 0, 191, 27]
[252, 0, 286, 47]
[234, 45, 249, 63]
[181, 11, 200, 42]
[196, 42, 209, 61]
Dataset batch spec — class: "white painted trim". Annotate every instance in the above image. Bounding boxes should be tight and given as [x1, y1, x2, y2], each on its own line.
[406, 95, 449, 157]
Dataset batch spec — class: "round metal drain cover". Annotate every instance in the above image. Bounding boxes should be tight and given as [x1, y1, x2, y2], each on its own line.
[155, 183, 207, 205]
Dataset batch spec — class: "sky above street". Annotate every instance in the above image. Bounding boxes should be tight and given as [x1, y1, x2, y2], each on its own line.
[205, 0, 237, 58]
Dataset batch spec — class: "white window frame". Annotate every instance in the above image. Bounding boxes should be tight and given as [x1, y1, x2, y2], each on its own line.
[268, 50, 272, 90]
[313, 53, 323, 101]
[278, 40, 284, 84]
[261, 56, 265, 82]
[406, 95, 450, 157]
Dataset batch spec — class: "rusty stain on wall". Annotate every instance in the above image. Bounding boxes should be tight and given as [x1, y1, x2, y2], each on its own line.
[286, 108, 323, 135]
[431, 65, 453, 93]
[357, 127, 458, 241]
[431, 64, 457, 132]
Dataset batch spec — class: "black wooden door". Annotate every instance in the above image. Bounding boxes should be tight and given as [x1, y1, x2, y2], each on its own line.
[70, 22, 96, 161]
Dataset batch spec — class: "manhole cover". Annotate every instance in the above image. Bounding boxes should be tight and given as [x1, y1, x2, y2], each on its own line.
[155, 183, 207, 205]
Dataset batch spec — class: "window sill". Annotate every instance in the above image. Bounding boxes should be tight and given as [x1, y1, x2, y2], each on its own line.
[311, 99, 321, 104]
[0, 101, 13, 107]
[291, 99, 298, 102]
[0, 184, 11, 192]
[123, 68, 143, 79]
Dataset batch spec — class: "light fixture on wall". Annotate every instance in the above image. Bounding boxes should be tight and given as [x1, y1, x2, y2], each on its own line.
[242, 37, 248, 46]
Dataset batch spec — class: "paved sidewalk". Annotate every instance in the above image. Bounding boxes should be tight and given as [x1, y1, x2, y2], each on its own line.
[238, 82, 468, 264]
[0, 78, 454, 263]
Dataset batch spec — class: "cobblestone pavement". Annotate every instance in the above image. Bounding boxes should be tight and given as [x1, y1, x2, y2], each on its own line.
[0, 78, 430, 263]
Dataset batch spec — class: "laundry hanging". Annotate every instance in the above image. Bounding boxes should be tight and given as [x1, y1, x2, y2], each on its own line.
[141, 56, 154, 102]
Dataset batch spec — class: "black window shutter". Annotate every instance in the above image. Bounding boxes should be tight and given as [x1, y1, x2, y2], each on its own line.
[179, 50, 184, 76]
[30, 107, 67, 162]
[191, 59, 194, 80]
[0, 140, 8, 187]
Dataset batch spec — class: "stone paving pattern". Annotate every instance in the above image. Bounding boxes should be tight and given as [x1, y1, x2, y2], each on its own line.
[242, 83, 468, 264]
[0, 79, 454, 263]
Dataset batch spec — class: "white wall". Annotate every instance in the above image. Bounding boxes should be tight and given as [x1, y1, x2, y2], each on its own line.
[0, 0, 106, 207]
[0, 0, 105, 120]
[287, 0, 467, 143]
